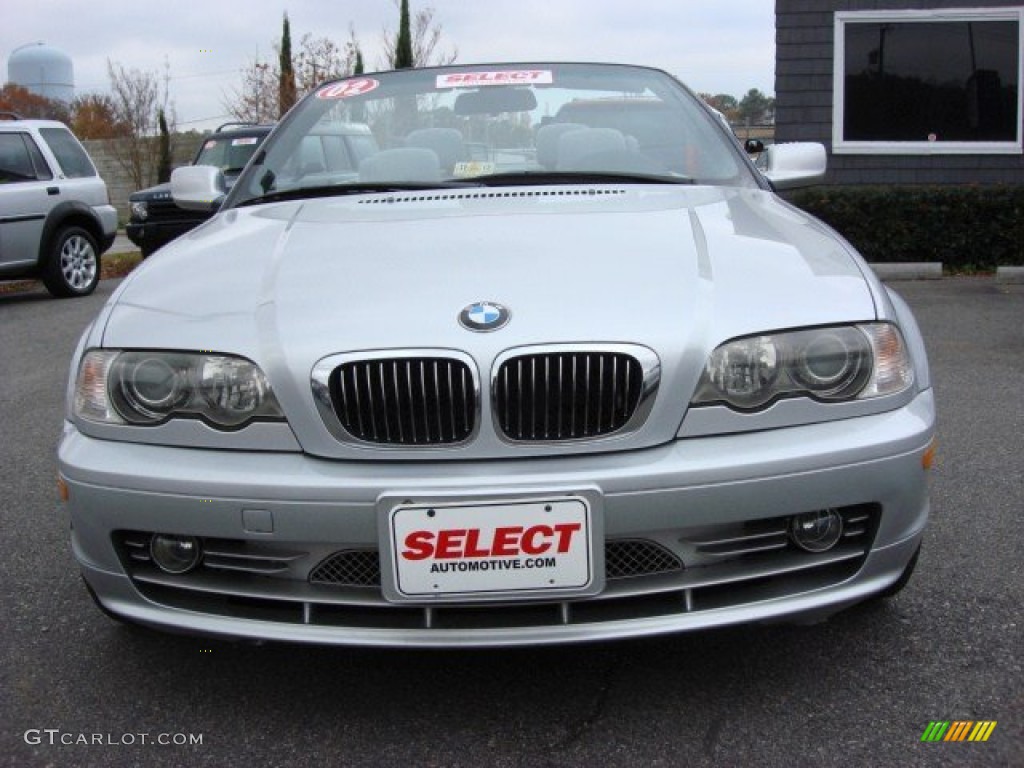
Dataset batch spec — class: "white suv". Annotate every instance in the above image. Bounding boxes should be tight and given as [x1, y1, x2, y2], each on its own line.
[0, 114, 118, 297]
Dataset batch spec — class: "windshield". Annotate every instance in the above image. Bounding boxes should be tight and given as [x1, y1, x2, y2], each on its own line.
[230, 63, 756, 207]
[195, 134, 266, 175]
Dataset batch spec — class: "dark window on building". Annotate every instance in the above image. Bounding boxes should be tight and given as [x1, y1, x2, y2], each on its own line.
[835, 11, 1022, 153]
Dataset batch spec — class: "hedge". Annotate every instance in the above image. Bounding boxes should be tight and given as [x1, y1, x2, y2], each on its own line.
[788, 186, 1024, 271]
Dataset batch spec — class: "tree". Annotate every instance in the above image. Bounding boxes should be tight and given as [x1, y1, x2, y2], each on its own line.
[294, 32, 357, 90]
[0, 83, 69, 121]
[156, 108, 172, 183]
[394, 0, 414, 69]
[700, 93, 739, 122]
[738, 88, 774, 125]
[354, 48, 364, 76]
[382, 2, 457, 69]
[227, 58, 277, 124]
[70, 93, 125, 139]
[278, 13, 297, 117]
[106, 60, 168, 188]
[225, 29, 363, 123]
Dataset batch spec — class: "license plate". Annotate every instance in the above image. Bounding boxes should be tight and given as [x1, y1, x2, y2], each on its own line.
[386, 497, 594, 600]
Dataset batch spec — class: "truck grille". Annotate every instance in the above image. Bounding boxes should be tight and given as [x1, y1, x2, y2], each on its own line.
[145, 198, 207, 222]
[329, 356, 475, 446]
[494, 348, 654, 441]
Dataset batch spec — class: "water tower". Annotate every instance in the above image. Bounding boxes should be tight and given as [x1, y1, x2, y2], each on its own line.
[7, 42, 75, 103]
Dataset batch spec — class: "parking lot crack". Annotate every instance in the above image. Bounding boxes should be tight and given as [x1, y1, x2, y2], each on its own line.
[545, 650, 622, 754]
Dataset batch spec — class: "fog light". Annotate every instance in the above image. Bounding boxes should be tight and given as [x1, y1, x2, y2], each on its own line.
[150, 534, 202, 574]
[789, 509, 843, 553]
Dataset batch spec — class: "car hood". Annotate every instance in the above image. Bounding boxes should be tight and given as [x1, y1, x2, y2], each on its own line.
[101, 185, 879, 458]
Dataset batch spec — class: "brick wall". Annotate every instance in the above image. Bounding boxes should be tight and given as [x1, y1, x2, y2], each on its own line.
[775, 0, 1024, 185]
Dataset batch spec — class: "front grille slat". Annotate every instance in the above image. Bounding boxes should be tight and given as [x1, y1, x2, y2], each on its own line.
[433, 360, 442, 441]
[531, 357, 539, 439]
[540, 360, 548, 442]
[418, 361, 427, 440]
[446, 361, 455, 441]
[328, 356, 475, 446]
[401, 362, 413, 444]
[392, 361, 404, 443]
[365, 364, 378, 441]
[556, 356, 564, 439]
[610, 356, 619, 426]
[571, 355, 578, 436]
[583, 355, 591, 436]
[495, 349, 650, 442]
[348, 367, 364, 438]
[461, 365, 470, 437]
[517, 359, 524, 439]
[377, 362, 390, 442]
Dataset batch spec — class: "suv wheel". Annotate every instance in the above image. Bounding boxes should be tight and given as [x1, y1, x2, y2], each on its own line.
[42, 226, 100, 298]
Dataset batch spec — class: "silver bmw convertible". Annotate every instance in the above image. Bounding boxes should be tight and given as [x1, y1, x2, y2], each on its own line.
[59, 63, 935, 646]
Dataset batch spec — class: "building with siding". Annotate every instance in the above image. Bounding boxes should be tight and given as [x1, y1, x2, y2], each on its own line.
[775, 1, 1023, 184]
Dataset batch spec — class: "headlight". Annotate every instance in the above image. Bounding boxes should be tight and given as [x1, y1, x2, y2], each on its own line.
[701, 335, 780, 410]
[692, 323, 913, 411]
[130, 201, 148, 221]
[74, 350, 285, 428]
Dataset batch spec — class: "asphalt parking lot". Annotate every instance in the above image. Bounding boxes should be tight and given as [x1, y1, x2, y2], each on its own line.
[1, 276, 1021, 768]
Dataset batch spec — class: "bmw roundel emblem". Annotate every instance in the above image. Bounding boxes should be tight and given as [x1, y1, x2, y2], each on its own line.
[459, 301, 510, 332]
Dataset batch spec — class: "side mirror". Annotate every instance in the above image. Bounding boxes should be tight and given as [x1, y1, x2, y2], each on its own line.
[744, 139, 764, 154]
[759, 142, 827, 190]
[171, 165, 226, 211]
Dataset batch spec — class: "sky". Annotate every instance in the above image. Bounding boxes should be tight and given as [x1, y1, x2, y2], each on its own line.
[2, 0, 776, 131]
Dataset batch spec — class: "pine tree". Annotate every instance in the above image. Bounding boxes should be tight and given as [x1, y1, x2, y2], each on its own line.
[394, 0, 414, 69]
[278, 13, 297, 117]
[156, 108, 171, 183]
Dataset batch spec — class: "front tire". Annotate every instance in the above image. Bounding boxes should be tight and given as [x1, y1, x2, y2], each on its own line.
[42, 226, 100, 298]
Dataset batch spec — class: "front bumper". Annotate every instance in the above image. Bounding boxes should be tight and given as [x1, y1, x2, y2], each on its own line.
[95, 205, 118, 253]
[125, 219, 201, 252]
[59, 390, 935, 647]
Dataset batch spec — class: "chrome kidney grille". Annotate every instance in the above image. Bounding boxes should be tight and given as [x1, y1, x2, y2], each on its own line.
[321, 356, 476, 446]
[494, 348, 656, 442]
[312, 345, 658, 447]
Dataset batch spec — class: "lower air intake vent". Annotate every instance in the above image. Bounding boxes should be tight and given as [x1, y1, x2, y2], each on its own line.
[309, 550, 381, 587]
[605, 540, 684, 579]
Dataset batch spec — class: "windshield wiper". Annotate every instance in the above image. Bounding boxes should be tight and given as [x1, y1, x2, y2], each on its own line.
[470, 170, 695, 186]
[236, 180, 484, 207]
